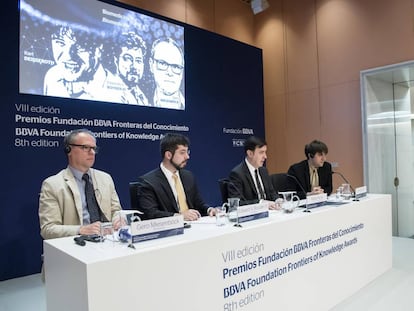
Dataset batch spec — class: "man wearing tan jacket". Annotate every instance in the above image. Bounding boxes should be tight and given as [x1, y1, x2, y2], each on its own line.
[39, 129, 122, 239]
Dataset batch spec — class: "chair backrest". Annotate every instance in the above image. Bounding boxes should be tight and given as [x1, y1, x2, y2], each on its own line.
[129, 181, 140, 210]
[270, 173, 288, 194]
[218, 178, 230, 204]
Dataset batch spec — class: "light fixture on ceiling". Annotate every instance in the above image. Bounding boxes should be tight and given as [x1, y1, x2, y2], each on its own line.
[250, 0, 270, 15]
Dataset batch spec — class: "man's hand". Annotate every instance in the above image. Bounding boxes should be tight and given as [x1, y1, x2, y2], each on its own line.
[261, 199, 282, 210]
[181, 209, 201, 221]
[112, 216, 126, 231]
[311, 186, 324, 195]
[79, 222, 101, 235]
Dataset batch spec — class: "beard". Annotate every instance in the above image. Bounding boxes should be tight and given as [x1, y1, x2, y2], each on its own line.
[170, 158, 187, 171]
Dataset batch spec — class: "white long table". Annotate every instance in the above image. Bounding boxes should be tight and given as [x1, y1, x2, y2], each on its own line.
[44, 194, 392, 311]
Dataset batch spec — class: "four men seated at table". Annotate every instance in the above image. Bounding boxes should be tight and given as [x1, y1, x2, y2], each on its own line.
[39, 131, 332, 232]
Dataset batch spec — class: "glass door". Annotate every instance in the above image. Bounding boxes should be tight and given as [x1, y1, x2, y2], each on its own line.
[361, 61, 414, 237]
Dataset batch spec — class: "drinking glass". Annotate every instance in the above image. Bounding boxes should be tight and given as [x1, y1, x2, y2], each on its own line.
[336, 186, 344, 199]
[342, 183, 352, 200]
[100, 222, 113, 242]
[278, 191, 300, 213]
[215, 205, 227, 226]
[224, 198, 240, 223]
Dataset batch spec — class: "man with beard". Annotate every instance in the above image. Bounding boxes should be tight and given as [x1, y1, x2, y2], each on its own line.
[136, 133, 216, 220]
[108, 32, 149, 105]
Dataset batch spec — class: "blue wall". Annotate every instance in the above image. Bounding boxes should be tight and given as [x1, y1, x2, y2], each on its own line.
[0, 0, 264, 280]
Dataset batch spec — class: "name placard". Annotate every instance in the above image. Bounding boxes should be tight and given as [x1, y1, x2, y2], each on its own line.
[130, 215, 184, 243]
[237, 203, 269, 223]
[306, 193, 328, 209]
[354, 186, 368, 199]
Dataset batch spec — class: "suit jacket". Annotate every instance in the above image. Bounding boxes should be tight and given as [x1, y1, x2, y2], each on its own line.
[228, 161, 277, 205]
[287, 160, 333, 199]
[39, 167, 122, 239]
[137, 168, 209, 220]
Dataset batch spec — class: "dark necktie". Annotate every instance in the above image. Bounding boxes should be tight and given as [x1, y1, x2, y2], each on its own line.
[82, 173, 101, 223]
[255, 169, 266, 200]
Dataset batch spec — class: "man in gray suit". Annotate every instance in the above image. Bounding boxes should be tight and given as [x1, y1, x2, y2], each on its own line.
[39, 129, 122, 239]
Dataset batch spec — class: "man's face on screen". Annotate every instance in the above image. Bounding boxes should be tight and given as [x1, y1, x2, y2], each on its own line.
[51, 27, 98, 82]
[116, 47, 144, 87]
[151, 42, 184, 96]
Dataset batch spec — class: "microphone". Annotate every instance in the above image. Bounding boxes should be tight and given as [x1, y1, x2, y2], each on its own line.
[285, 174, 307, 198]
[226, 179, 243, 199]
[332, 171, 357, 200]
[74, 236, 86, 246]
[73, 234, 101, 246]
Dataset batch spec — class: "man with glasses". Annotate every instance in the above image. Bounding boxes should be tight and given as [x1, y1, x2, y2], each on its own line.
[39, 129, 123, 239]
[149, 38, 185, 110]
[137, 133, 216, 220]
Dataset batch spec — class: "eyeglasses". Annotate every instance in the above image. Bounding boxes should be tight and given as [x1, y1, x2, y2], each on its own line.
[153, 59, 183, 75]
[69, 144, 99, 153]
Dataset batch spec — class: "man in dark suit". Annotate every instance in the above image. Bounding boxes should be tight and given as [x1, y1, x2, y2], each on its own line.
[228, 136, 279, 209]
[137, 133, 216, 220]
[287, 140, 333, 199]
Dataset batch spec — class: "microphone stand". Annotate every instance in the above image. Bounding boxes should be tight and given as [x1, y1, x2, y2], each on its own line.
[286, 174, 310, 213]
[302, 200, 311, 213]
[332, 171, 358, 201]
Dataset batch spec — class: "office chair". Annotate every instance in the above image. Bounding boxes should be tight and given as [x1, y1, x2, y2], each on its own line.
[218, 178, 230, 204]
[129, 181, 140, 210]
[270, 173, 288, 194]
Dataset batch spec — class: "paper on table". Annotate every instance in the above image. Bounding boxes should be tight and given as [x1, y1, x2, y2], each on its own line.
[188, 216, 217, 224]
